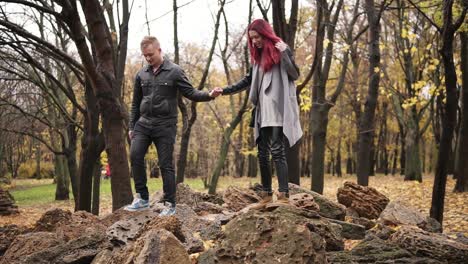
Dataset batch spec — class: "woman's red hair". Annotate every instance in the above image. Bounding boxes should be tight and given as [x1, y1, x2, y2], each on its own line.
[248, 19, 282, 72]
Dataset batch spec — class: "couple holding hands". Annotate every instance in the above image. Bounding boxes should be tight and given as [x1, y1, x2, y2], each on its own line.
[125, 19, 302, 216]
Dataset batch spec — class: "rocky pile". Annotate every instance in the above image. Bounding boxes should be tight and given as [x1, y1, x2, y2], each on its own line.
[0, 181, 467, 264]
[0, 188, 18, 216]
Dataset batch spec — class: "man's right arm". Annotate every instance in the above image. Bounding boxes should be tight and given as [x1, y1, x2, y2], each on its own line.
[129, 74, 142, 135]
[222, 67, 253, 95]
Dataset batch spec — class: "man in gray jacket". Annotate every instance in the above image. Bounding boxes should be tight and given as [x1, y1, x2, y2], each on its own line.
[125, 36, 219, 215]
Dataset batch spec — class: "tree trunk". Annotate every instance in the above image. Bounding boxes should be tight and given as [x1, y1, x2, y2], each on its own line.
[55, 155, 70, 200]
[392, 133, 399, 175]
[311, 106, 328, 193]
[66, 120, 79, 205]
[35, 139, 41, 179]
[207, 88, 249, 193]
[404, 112, 422, 182]
[454, 32, 468, 192]
[92, 160, 100, 215]
[369, 143, 375, 176]
[346, 141, 353, 174]
[336, 139, 342, 177]
[247, 132, 258, 178]
[357, 0, 381, 186]
[76, 81, 103, 212]
[430, 0, 465, 225]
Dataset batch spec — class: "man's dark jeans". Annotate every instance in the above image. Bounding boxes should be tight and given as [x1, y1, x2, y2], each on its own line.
[130, 121, 176, 204]
[257, 126, 289, 194]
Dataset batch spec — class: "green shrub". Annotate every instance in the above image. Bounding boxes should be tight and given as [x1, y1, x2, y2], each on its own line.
[18, 161, 54, 179]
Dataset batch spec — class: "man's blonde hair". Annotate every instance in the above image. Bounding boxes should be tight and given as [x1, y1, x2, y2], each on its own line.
[140, 36, 160, 50]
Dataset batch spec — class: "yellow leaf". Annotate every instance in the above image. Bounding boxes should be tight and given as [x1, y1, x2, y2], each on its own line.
[401, 29, 408, 38]
[324, 38, 330, 47]
[374, 67, 380, 73]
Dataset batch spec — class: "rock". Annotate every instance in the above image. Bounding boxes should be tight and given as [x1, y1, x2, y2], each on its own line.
[106, 204, 220, 254]
[0, 188, 19, 216]
[289, 183, 346, 220]
[33, 209, 107, 242]
[193, 201, 226, 215]
[379, 201, 442, 233]
[345, 207, 360, 218]
[33, 208, 72, 232]
[327, 219, 366, 240]
[199, 213, 235, 225]
[106, 209, 160, 245]
[390, 225, 468, 263]
[177, 183, 224, 206]
[328, 235, 443, 263]
[448, 233, 468, 245]
[366, 223, 396, 240]
[0, 225, 25, 256]
[346, 216, 376, 230]
[0, 232, 63, 264]
[198, 205, 332, 263]
[90, 249, 113, 264]
[20, 232, 109, 264]
[289, 193, 320, 212]
[222, 186, 260, 212]
[1, 209, 110, 264]
[111, 229, 190, 264]
[137, 216, 185, 243]
[100, 209, 138, 227]
[337, 181, 389, 219]
[175, 204, 222, 242]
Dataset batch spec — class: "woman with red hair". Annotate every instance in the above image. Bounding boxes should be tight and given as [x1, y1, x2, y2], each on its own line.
[213, 19, 302, 208]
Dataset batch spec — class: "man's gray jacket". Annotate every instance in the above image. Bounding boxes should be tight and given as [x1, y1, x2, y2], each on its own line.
[129, 59, 212, 129]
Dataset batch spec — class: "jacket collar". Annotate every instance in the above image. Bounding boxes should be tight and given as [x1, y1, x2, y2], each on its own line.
[145, 59, 171, 72]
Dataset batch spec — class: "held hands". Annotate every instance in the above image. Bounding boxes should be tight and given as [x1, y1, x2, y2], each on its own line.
[209, 87, 223, 98]
[275, 41, 287, 52]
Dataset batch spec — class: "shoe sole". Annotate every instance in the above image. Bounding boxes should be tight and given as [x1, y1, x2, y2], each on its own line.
[124, 206, 149, 212]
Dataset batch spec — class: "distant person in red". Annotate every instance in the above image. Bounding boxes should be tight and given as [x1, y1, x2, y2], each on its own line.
[105, 164, 111, 179]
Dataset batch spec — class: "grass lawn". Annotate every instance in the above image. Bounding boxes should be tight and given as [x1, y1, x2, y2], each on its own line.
[6, 176, 258, 207]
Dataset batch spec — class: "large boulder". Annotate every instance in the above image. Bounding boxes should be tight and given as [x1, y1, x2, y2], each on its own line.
[1, 209, 110, 264]
[107, 229, 190, 264]
[379, 201, 442, 233]
[337, 181, 389, 219]
[17, 232, 109, 264]
[33, 209, 107, 241]
[0, 188, 19, 216]
[0, 232, 63, 264]
[389, 225, 468, 263]
[0, 225, 26, 256]
[222, 186, 260, 212]
[33, 208, 73, 232]
[106, 209, 160, 245]
[198, 206, 337, 264]
[328, 235, 443, 263]
[106, 204, 220, 254]
[289, 183, 346, 220]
